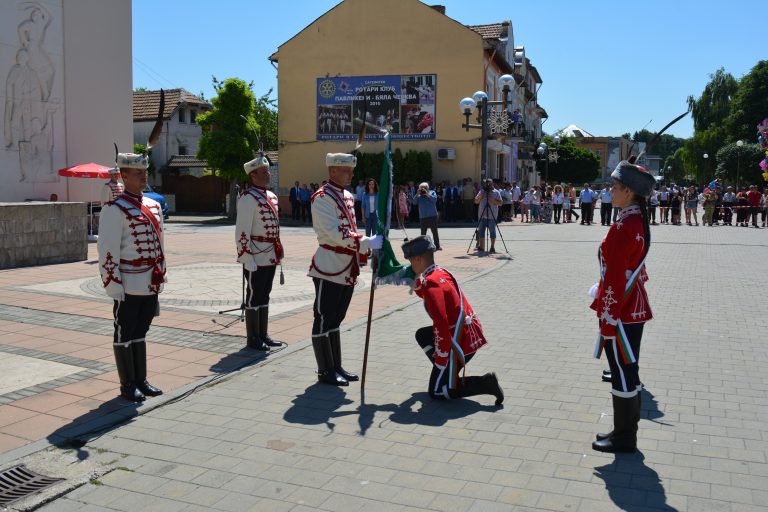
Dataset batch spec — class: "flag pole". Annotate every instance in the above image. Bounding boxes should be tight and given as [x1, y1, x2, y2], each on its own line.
[361, 255, 378, 391]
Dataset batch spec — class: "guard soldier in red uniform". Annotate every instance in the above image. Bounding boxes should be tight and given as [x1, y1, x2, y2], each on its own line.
[235, 154, 283, 350]
[401, 235, 503, 405]
[590, 160, 654, 453]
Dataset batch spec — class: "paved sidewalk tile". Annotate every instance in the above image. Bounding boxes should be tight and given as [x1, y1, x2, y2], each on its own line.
[0, 221, 765, 511]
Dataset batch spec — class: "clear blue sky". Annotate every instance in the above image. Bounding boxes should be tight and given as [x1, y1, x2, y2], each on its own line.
[133, 0, 761, 139]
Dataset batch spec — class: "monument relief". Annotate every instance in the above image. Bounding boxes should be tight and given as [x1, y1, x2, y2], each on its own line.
[2, 1, 61, 184]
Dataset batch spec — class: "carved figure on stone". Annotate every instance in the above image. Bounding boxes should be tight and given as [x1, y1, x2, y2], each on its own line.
[18, 1, 54, 101]
[4, 0, 59, 183]
[4, 49, 43, 149]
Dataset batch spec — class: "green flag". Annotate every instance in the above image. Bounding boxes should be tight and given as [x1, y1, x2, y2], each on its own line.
[374, 132, 414, 285]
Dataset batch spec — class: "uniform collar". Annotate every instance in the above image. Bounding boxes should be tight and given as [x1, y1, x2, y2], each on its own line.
[619, 204, 642, 220]
[421, 263, 439, 278]
[250, 185, 267, 192]
[124, 190, 143, 200]
[325, 180, 345, 192]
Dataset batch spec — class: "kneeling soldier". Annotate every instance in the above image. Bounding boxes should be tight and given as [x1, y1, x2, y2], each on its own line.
[401, 236, 503, 405]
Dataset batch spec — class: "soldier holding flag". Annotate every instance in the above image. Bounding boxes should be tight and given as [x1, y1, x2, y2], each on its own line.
[308, 152, 382, 386]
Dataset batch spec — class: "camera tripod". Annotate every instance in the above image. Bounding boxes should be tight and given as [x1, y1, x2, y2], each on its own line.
[466, 195, 509, 254]
[213, 272, 246, 329]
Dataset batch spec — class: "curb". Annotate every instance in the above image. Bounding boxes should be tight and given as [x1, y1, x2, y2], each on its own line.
[0, 253, 510, 470]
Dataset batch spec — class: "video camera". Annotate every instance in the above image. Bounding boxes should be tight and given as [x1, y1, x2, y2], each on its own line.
[482, 179, 494, 192]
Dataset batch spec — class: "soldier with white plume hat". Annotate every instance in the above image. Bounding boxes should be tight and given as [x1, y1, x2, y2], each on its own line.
[97, 90, 167, 403]
[235, 150, 284, 350]
[308, 152, 383, 386]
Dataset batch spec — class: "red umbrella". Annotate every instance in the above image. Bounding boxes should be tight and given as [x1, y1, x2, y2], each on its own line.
[58, 163, 115, 241]
[58, 162, 114, 179]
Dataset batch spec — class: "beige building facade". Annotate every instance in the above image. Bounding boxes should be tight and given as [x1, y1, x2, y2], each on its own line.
[0, 0, 132, 202]
[270, 0, 546, 191]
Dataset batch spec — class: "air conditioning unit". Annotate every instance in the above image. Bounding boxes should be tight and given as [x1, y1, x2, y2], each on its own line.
[437, 148, 456, 160]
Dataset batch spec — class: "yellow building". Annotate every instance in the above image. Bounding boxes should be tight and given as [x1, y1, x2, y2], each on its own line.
[269, 0, 546, 194]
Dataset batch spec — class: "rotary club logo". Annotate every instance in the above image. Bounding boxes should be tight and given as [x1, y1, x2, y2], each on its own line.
[318, 79, 336, 99]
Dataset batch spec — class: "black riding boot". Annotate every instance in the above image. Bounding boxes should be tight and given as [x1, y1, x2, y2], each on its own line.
[592, 394, 639, 452]
[329, 330, 358, 382]
[245, 309, 267, 350]
[597, 392, 642, 441]
[447, 373, 504, 406]
[133, 341, 163, 397]
[258, 306, 282, 347]
[312, 335, 348, 386]
[113, 345, 145, 402]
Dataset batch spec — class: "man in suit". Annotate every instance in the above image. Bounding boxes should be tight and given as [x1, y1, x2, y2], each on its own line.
[289, 181, 301, 221]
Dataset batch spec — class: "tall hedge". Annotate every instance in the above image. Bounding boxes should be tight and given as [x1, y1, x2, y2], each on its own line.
[352, 148, 432, 186]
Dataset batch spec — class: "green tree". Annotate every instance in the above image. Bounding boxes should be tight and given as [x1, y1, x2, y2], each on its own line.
[715, 142, 764, 187]
[678, 68, 738, 185]
[134, 87, 149, 93]
[252, 88, 278, 151]
[687, 68, 737, 132]
[196, 77, 260, 218]
[133, 143, 155, 176]
[663, 147, 686, 184]
[726, 60, 768, 143]
[542, 136, 600, 184]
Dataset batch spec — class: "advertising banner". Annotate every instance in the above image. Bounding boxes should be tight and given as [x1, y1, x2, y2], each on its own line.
[316, 74, 436, 141]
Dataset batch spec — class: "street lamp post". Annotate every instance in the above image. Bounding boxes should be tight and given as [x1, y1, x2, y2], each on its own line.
[459, 74, 516, 181]
[536, 136, 560, 186]
[736, 140, 744, 190]
[666, 166, 671, 184]
[703, 153, 708, 186]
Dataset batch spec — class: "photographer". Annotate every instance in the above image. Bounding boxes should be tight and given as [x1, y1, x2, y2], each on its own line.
[415, 182, 441, 250]
[474, 179, 503, 253]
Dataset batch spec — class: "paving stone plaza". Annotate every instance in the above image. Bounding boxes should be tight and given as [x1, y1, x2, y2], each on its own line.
[1, 220, 767, 511]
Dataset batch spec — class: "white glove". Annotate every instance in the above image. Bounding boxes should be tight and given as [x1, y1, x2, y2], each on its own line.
[367, 234, 383, 250]
[105, 284, 125, 302]
[588, 282, 599, 299]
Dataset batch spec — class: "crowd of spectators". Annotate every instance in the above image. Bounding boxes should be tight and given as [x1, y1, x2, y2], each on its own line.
[287, 177, 768, 232]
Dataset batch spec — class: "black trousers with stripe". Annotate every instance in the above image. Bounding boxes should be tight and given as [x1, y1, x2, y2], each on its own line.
[244, 266, 276, 310]
[416, 326, 474, 399]
[312, 278, 354, 336]
[113, 294, 158, 346]
[604, 322, 643, 397]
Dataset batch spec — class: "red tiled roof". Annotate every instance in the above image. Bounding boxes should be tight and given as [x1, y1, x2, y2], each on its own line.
[467, 22, 508, 39]
[265, 151, 278, 165]
[133, 89, 210, 122]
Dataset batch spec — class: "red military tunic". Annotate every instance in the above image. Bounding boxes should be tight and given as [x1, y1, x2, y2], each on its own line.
[414, 265, 487, 372]
[590, 205, 652, 359]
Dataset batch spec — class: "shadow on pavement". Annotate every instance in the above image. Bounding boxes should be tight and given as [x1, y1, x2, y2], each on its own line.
[283, 384, 356, 431]
[208, 346, 271, 374]
[46, 398, 141, 461]
[641, 388, 672, 426]
[363, 392, 498, 435]
[42, 346, 273, 462]
[283, 385, 498, 436]
[594, 452, 677, 511]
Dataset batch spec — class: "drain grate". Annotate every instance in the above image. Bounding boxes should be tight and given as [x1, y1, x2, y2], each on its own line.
[0, 464, 64, 506]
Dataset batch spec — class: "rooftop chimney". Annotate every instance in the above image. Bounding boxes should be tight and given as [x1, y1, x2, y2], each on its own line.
[430, 5, 446, 15]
